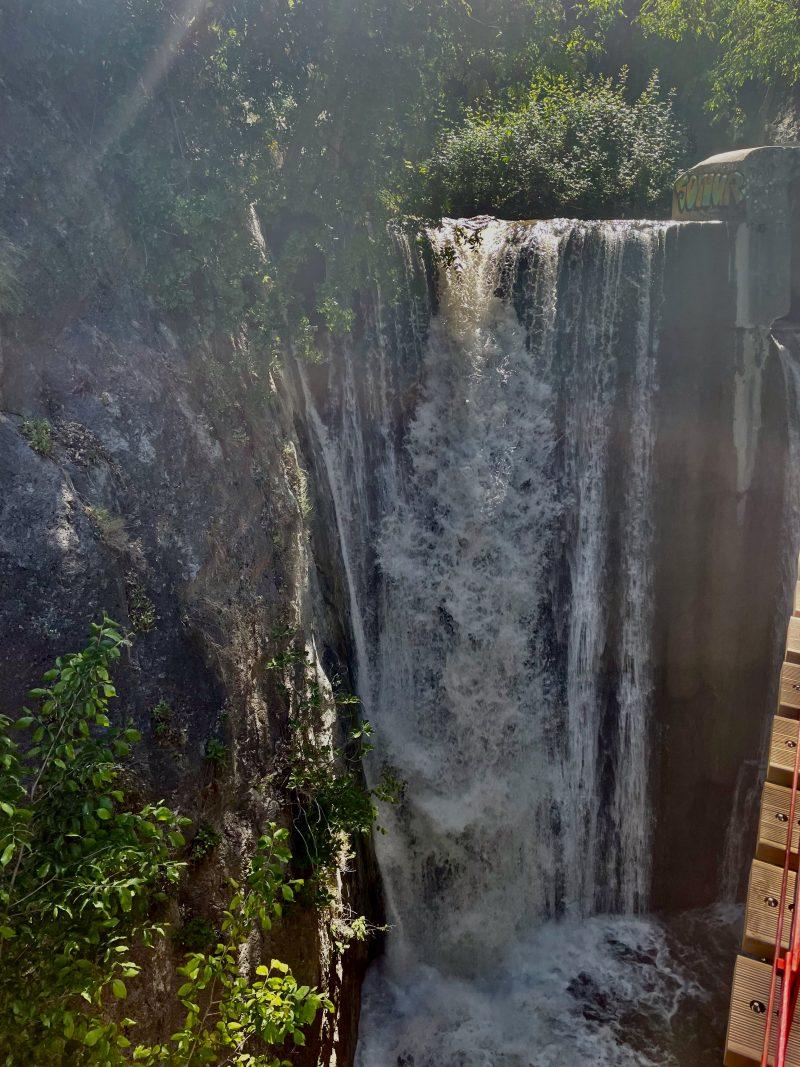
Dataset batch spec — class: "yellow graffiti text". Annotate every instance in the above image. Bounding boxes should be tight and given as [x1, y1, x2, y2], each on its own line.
[674, 170, 745, 213]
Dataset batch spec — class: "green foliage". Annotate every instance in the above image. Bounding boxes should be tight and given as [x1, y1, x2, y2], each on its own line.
[0, 617, 188, 1062]
[638, 0, 800, 129]
[172, 914, 218, 953]
[7, 0, 783, 345]
[124, 574, 157, 634]
[135, 826, 331, 1066]
[424, 70, 685, 220]
[20, 418, 54, 457]
[0, 622, 338, 1064]
[189, 822, 222, 863]
[265, 638, 400, 895]
[86, 506, 128, 553]
[316, 296, 355, 338]
[0, 0, 679, 349]
[205, 738, 228, 769]
[150, 700, 172, 740]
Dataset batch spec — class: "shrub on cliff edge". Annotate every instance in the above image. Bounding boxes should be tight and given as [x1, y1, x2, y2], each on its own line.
[422, 70, 685, 220]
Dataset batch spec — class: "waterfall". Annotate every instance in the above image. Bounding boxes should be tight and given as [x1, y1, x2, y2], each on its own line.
[300, 216, 792, 1064]
[366, 218, 669, 961]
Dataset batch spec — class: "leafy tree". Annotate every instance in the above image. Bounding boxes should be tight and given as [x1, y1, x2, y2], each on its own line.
[134, 826, 333, 1066]
[423, 70, 684, 219]
[0, 617, 188, 1062]
[0, 620, 333, 1064]
[637, 0, 800, 131]
[0, 0, 679, 350]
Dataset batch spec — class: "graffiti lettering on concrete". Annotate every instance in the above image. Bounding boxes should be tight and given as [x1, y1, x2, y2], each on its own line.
[673, 169, 745, 213]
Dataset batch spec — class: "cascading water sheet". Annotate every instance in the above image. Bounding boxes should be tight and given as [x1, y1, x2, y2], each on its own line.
[303, 218, 738, 1064]
[353, 219, 670, 1063]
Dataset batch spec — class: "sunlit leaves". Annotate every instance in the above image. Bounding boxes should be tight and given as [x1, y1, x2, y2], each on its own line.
[424, 69, 684, 219]
[0, 617, 187, 1062]
[639, 0, 800, 125]
[132, 825, 331, 1065]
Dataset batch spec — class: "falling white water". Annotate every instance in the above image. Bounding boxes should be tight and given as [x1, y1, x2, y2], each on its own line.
[302, 218, 683, 1063]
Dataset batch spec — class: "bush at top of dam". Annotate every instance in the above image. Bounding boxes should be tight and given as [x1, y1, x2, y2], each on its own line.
[422, 72, 686, 222]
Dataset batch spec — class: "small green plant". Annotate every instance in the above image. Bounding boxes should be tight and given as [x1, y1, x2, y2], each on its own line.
[149, 699, 184, 749]
[316, 295, 355, 337]
[291, 315, 322, 363]
[264, 644, 307, 674]
[373, 764, 406, 806]
[205, 737, 228, 768]
[125, 572, 157, 633]
[189, 821, 221, 862]
[150, 699, 172, 739]
[20, 417, 53, 457]
[86, 505, 128, 553]
[330, 908, 386, 954]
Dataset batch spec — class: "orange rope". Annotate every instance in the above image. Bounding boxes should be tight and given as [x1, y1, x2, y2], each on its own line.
[761, 714, 800, 1067]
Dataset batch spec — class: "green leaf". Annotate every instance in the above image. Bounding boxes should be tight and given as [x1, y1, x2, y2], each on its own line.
[96, 807, 112, 820]
[0, 843, 15, 866]
[0, 926, 15, 940]
[112, 979, 127, 999]
[84, 1027, 104, 1046]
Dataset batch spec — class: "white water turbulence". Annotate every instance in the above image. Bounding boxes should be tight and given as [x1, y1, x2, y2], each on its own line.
[304, 218, 732, 1064]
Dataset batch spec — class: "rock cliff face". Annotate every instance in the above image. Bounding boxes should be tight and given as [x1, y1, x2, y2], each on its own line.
[0, 315, 380, 1064]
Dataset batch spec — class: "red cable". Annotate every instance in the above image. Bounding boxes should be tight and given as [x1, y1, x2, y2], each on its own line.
[761, 713, 800, 1067]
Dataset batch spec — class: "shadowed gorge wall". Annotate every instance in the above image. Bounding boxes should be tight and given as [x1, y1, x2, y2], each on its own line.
[0, 320, 382, 1064]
